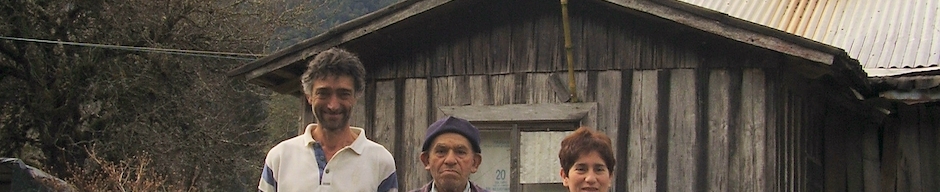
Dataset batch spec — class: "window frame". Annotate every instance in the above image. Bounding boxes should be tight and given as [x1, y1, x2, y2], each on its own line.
[440, 102, 598, 191]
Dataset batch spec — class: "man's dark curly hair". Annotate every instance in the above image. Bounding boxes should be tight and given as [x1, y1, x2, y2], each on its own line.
[301, 48, 366, 96]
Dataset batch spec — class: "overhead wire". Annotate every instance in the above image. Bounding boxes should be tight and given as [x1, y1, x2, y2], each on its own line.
[0, 36, 266, 61]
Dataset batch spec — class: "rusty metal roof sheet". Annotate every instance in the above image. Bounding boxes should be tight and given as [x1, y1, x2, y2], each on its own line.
[678, 0, 940, 76]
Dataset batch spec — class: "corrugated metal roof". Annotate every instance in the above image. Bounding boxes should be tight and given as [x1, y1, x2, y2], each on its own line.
[678, 0, 940, 73]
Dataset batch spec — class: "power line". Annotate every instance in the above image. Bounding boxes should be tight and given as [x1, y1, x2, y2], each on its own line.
[0, 36, 266, 61]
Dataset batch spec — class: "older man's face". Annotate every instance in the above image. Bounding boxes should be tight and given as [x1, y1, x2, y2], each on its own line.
[421, 133, 482, 191]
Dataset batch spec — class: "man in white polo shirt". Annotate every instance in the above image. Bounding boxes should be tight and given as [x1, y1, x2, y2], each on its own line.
[259, 48, 397, 192]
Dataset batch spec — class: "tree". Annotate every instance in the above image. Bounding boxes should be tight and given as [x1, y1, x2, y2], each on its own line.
[0, 0, 316, 190]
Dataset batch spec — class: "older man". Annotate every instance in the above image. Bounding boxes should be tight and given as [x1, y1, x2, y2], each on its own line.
[259, 48, 397, 192]
[410, 116, 489, 192]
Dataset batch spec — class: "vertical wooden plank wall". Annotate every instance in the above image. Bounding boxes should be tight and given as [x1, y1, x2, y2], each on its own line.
[402, 79, 429, 190]
[862, 122, 881, 192]
[731, 69, 766, 191]
[596, 71, 621, 161]
[628, 70, 659, 191]
[373, 80, 398, 157]
[348, 1, 867, 190]
[667, 69, 698, 192]
[888, 104, 940, 192]
[706, 70, 731, 192]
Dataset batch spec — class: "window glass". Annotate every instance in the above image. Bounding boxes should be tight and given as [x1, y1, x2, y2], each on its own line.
[520, 131, 573, 183]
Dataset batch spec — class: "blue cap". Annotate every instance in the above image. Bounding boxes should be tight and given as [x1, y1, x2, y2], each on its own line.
[422, 116, 482, 153]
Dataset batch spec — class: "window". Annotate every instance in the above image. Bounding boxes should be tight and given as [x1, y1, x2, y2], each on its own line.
[440, 103, 597, 192]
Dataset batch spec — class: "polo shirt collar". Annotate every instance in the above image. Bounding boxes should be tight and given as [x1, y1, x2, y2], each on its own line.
[303, 124, 367, 155]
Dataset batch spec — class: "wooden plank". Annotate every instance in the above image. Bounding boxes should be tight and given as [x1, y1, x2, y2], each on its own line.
[846, 118, 864, 192]
[667, 69, 698, 192]
[527, 73, 554, 104]
[570, 8, 586, 71]
[409, 49, 427, 78]
[862, 123, 882, 192]
[513, 73, 527, 104]
[595, 71, 621, 153]
[797, 89, 804, 192]
[373, 80, 398, 160]
[535, 13, 557, 73]
[439, 103, 597, 122]
[921, 105, 940, 191]
[470, 17, 490, 75]
[350, 88, 367, 128]
[638, 33, 654, 70]
[585, 71, 597, 102]
[469, 75, 493, 105]
[658, 38, 676, 69]
[364, 79, 377, 139]
[613, 69, 633, 192]
[394, 51, 415, 78]
[610, 19, 635, 70]
[654, 70, 670, 192]
[548, 73, 571, 102]
[763, 68, 778, 192]
[706, 69, 731, 192]
[628, 70, 659, 191]
[779, 90, 790, 192]
[731, 69, 766, 191]
[897, 104, 923, 192]
[393, 79, 406, 188]
[491, 74, 514, 105]
[455, 76, 471, 106]
[585, 13, 611, 70]
[881, 117, 899, 192]
[490, 15, 512, 74]
[788, 91, 798, 192]
[432, 77, 455, 119]
[675, 43, 699, 69]
[431, 41, 450, 77]
[557, 72, 590, 103]
[402, 78, 429, 190]
[824, 107, 847, 192]
[510, 5, 536, 72]
[453, 36, 469, 76]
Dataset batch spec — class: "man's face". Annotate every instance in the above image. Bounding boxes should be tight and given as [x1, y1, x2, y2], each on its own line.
[307, 75, 356, 132]
[421, 133, 481, 192]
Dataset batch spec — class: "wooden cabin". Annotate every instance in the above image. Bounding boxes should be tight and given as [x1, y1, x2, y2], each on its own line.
[228, 0, 884, 191]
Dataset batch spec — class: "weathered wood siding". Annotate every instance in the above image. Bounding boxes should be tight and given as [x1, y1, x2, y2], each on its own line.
[298, 0, 856, 190]
[355, 70, 839, 191]
[861, 104, 940, 192]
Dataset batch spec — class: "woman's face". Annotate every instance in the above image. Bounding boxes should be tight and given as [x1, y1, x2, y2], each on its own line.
[561, 151, 611, 192]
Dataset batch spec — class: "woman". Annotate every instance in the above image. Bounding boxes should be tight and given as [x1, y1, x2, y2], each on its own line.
[558, 127, 614, 192]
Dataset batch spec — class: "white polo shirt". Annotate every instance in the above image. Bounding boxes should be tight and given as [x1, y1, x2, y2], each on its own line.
[259, 125, 398, 192]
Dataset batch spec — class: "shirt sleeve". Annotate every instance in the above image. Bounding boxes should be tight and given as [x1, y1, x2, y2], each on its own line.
[377, 171, 398, 192]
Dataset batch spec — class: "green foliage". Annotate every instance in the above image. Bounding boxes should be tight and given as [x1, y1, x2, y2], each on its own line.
[0, 0, 402, 190]
[268, 0, 402, 51]
[0, 0, 295, 190]
[264, 93, 301, 143]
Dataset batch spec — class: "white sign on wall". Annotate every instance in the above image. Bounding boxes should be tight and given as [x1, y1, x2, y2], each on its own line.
[470, 130, 511, 192]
